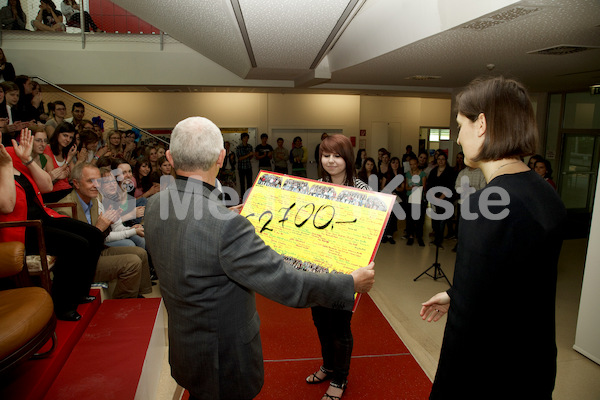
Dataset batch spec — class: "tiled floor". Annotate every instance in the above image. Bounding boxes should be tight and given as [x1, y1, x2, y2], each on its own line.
[150, 221, 600, 400]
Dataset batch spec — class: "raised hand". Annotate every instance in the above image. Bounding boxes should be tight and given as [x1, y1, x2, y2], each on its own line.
[12, 128, 33, 164]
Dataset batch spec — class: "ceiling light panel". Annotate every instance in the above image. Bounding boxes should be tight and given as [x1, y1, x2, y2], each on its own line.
[238, 0, 353, 69]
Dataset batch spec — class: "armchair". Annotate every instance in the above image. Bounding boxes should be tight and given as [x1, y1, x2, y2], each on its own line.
[0, 241, 56, 375]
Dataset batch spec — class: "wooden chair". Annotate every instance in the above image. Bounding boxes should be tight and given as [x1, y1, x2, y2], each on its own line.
[0, 203, 78, 290]
[0, 241, 56, 375]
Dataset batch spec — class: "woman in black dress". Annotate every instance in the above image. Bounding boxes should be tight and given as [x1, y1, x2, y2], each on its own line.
[420, 76, 566, 399]
[426, 152, 456, 248]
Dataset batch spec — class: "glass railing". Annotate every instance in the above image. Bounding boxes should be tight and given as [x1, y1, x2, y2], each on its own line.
[34, 75, 169, 146]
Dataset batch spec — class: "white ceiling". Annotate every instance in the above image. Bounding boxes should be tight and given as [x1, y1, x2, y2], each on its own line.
[112, 0, 600, 95]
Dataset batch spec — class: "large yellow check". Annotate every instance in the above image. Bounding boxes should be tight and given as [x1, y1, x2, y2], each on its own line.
[241, 171, 395, 275]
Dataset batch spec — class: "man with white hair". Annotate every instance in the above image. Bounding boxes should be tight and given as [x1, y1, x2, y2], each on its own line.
[145, 117, 375, 400]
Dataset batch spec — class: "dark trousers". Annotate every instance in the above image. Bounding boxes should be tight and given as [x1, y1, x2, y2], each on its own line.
[406, 202, 425, 239]
[68, 11, 99, 31]
[384, 209, 398, 237]
[431, 204, 446, 246]
[274, 166, 288, 174]
[311, 306, 353, 385]
[238, 167, 253, 198]
[25, 216, 103, 313]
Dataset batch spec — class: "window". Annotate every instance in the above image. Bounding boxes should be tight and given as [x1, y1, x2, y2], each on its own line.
[428, 128, 450, 142]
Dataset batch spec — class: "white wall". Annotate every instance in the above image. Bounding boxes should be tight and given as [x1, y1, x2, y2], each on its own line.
[360, 96, 452, 158]
[574, 170, 600, 365]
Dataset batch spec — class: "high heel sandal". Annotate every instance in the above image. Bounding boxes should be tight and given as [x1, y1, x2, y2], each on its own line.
[306, 366, 332, 384]
[322, 380, 348, 400]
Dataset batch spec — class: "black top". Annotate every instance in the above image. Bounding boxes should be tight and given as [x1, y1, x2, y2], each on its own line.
[14, 173, 45, 220]
[255, 144, 273, 168]
[431, 170, 566, 399]
[427, 166, 456, 199]
[0, 62, 16, 82]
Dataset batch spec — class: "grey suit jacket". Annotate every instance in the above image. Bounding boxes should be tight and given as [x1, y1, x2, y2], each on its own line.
[145, 177, 355, 400]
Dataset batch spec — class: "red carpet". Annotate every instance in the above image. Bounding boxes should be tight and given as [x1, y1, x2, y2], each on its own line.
[43, 297, 161, 400]
[0, 289, 101, 400]
[183, 294, 432, 400]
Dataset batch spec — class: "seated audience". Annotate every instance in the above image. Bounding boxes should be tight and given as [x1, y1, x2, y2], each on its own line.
[121, 130, 138, 162]
[0, 48, 16, 81]
[134, 156, 159, 199]
[42, 121, 76, 202]
[76, 128, 108, 165]
[60, 0, 102, 32]
[145, 145, 159, 172]
[64, 101, 85, 127]
[150, 155, 175, 189]
[45, 100, 66, 137]
[105, 129, 124, 159]
[1, 129, 102, 321]
[15, 75, 44, 127]
[31, 130, 52, 172]
[1, 81, 30, 146]
[31, 0, 65, 32]
[112, 157, 146, 226]
[56, 162, 152, 298]
[29, 80, 48, 122]
[96, 166, 145, 248]
[0, 0, 26, 30]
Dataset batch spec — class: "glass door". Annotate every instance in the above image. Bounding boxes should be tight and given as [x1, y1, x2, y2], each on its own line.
[558, 135, 600, 212]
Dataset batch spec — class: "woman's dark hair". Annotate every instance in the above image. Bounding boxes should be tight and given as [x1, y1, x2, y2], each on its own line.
[318, 135, 356, 186]
[355, 149, 366, 170]
[95, 156, 112, 169]
[0, 48, 9, 65]
[157, 156, 170, 174]
[528, 154, 543, 169]
[535, 159, 553, 179]
[78, 129, 98, 150]
[358, 157, 378, 182]
[455, 76, 537, 162]
[0, 81, 18, 94]
[40, 0, 58, 10]
[388, 156, 402, 177]
[49, 121, 76, 157]
[133, 156, 150, 187]
[111, 157, 130, 170]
